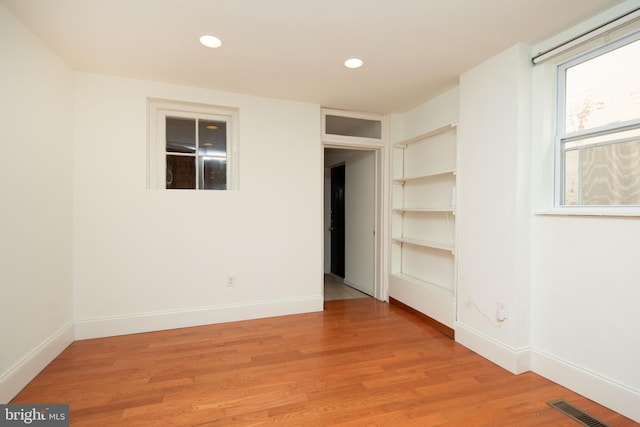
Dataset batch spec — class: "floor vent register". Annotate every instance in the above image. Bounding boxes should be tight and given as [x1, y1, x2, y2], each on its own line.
[547, 399, 611, 427]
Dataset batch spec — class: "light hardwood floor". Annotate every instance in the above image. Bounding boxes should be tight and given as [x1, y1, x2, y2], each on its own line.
[11, 299, 636, 426]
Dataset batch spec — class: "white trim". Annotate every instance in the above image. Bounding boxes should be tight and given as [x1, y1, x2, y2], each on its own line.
[0, 322, 74, 403]
[321, 110, 390, 303]
[321, 145, 389, 301]
[453, 323, 640, 422]
[535, 208, 640, 217]
[74, 296, 323, 340]
[531, 348, 640, 423]
[147, 98, 239, 190]
[455, 322, 532, 374]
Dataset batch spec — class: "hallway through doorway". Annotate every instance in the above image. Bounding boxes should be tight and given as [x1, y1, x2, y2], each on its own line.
[323, 274, 370, 301]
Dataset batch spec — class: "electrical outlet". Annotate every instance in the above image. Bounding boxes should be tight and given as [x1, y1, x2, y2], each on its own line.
[226, 275, 236, 287]
[497, 301, 508, 321]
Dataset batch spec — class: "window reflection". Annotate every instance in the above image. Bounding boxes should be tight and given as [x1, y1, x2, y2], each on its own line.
[198, 120, 227, 156]
[199, 157, 227, 190]
[166, 118, 196, 153]
[165, 118, 228, 190]
[166, 155, 195, 189]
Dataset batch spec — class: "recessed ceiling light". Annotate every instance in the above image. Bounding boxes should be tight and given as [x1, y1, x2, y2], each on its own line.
[203, 142, 214, 147]
[199, 35, 222, 48]
[344, 58, 364, 69]
[206, 125, 219, 130]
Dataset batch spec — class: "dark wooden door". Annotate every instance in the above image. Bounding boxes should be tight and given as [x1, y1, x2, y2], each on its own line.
[330, 165, 346, 277]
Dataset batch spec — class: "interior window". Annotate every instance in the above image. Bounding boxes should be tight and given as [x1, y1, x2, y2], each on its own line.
[148, 100, 238, 190]
[325, 115, 382, 139]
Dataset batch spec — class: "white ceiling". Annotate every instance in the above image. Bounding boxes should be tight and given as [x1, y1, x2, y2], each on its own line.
[2, 0, 624, 113]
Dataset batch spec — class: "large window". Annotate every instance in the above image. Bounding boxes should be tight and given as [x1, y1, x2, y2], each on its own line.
[148, 99, 238, 190]
[556, 32, 640, 207]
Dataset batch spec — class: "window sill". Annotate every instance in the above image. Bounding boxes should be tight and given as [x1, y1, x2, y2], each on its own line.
[535, 208, 640, 217]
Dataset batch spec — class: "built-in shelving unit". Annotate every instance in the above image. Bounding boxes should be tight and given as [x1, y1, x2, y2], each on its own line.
[389, 122, 457, 329]
[392, 208, 455, 213]
[390, 237, 455, 253]
[392, 169, 456, 184]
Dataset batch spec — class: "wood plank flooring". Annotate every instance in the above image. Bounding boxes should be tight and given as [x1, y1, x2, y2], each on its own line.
[11, 299, 637, 426]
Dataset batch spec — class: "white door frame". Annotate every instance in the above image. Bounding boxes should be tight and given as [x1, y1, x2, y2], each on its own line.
[321, 109, 390, 302]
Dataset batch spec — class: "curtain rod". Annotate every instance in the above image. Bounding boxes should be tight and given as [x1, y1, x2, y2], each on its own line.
[532, 7, 640, 65]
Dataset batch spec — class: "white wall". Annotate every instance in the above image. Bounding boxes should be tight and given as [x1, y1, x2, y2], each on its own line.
[72, 73, 323, 338]
[456, 44, 532, 373]
[454, 1, 640, 420]
[530, 216, 640, 415]
[528, 1, 640, 419]
[0, 3, 74, 402]
[345, 151, 375, 295]
[400, 87, 460, 137]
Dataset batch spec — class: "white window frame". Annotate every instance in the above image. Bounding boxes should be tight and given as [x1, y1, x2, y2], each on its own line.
[554, 31, 640, 213]
[148, 98, 239, 190]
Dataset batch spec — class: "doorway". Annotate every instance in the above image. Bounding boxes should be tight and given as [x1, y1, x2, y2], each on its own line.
[321, 107, 389, 304]
[324, 148, 377, 299]
[329, 165, 345, 277]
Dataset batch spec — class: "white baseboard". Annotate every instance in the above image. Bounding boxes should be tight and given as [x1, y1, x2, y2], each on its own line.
[455, 324, 640, 422]
[531, 349, 640, 423]
[74, 296, 324, 340]
[0, 322, 74, 403]
[455, 322, 531, 374]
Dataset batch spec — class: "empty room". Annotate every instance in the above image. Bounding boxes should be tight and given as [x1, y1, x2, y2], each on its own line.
[1, 0, 639, 425]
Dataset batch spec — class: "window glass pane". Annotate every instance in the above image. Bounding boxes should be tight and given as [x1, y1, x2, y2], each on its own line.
[325, 115, 381, 139]
[166, 155, 195, 189]
[199, 157, 227, 190]
[562, 134, 640, 205]
[564, 39, 640, 133]
[198, 120, 227, 157]
[563, 150, 580, 205]
[166, 117, 196, 153]
[149, 100, 238, 191]
[581, 139, 640, 205]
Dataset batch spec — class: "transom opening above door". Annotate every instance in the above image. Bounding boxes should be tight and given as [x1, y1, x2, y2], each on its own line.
[321, 108, 386, 145]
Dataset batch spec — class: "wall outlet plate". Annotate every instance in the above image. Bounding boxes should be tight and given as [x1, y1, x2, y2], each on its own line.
[497, 301, 508, 321]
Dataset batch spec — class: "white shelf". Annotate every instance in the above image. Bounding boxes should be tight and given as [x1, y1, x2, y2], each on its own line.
[392, 237, 455, 254]
[393, 169, 456, 184]
[390, 273, 453, 294]
[393, 122, 458, 148]
[390, 119, 457, 328]
[393, 208, 455, 214]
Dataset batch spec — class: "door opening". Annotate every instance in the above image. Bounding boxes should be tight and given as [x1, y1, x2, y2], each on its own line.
[321, 109, 389, 304]
[329, 165, 345, 278]
[324, 148, 379, 301]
